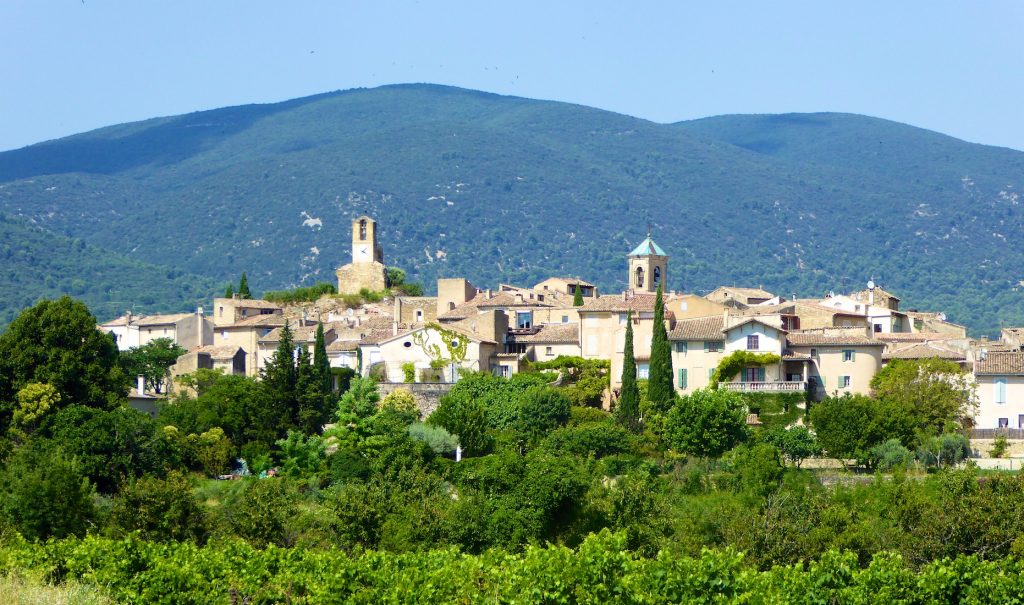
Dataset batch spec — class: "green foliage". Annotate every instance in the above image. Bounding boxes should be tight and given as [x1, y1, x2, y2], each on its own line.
[761, 425, 821, 467]
[810, 394, 917, 467]
[710, 350, 782, 387]
[274, 430, 326, 477]
[870, 359, 977, 434]
[262, 281, 336, 304]
[569, 405, 612, 426]
[236, 272, 252, 299]
[313, 323, 332, 393]
[401, 362, 416, 383]
[728, 442, 785, 500]
[513, 386, 571, 443]
[665, 389, 749, 458]
[871, 438, 915, 472]
[0, 296, 129, 434]
[573, 284, 584, 306]
[0, 441, 95, 540]
[119, 337, 186, 392]
[647, 284, 674, 409]
[223, 283, 233, 298]
[222, 478, 298, 548]
[427, 391, 492, 456]
[107, 472, 207, 543]
[990, 435, 1009, 458]
[543, 421, 632, 458]
[616, 310, 641, 432]
[9, 383, 59, 444]
[917, 433, 970, 469]
[191, 427, 233, 477]
[407, 422, 459, 455]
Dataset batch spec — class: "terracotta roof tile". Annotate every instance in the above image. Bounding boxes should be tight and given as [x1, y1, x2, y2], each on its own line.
[883, 342, 966, 361]
[786, 333, 885, 347]
[668, 316, 725, 340]
[193, 345, 243, 360]
[580, 293, 658, 313]
[976, 352, 1024, 375]
[511, 323, 580, 344]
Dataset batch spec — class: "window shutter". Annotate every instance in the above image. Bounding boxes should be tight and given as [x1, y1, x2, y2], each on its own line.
[757, 367, 765, 382]
[704, 341, 710, 353]
[997, 379, 1007, 404]
[679, 369, 688, 389]
[851, 350, 856, 361]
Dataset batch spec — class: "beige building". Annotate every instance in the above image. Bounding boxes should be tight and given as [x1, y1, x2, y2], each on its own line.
[786, 333, 884, 399]
[706, 286, 775, 307]
[533, 277, 597, 299]
[101, 309, 213, 352]
[668, 316, 726, 393]
[359, 322, 499, 383]
[211, 297, 283, 327]
[256, 323, 336, 374]
[974, 352, 1024, 430]
[665, 294, 727, 321]
[394, 296, 438, 324]
[336, 216, 388, 295]
[208, 314, 287, 376]
[579, 292, 659, 391]
[627, 236, 669, 294]
[506, 323, 582, 363]
[169, 344, 247, 396]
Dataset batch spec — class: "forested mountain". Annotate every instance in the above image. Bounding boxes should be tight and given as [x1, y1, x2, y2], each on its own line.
[0, 84, 1022, 334]
[0, 213, 217, 326]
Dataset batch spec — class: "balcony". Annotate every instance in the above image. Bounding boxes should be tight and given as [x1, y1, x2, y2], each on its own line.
[721, 381, 807, 393]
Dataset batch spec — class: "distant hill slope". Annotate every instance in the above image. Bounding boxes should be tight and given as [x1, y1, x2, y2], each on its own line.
[0, 84, 1022, 334]
[0, 214, 218, 326]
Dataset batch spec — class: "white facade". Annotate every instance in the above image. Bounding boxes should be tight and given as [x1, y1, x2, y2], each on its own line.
[723, 320, 785, 356]
[975, 374, 1024, 430]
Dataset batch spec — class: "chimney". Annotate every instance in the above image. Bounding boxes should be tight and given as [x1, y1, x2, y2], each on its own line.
[514, 293, 524, 304]
[126, 309, 133, 325]
[136, 375, 145, 394]
[486, 289, 493, 299]
[622, 291, 628, 301]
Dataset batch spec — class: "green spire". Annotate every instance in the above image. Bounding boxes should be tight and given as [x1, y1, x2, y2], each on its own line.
[647, 283, 675, 411]
[617, 310, 641, 432]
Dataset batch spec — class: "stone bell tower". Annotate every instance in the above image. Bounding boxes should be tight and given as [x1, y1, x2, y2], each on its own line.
[627, 235, 668, 293]
[337, 216, 388, 294]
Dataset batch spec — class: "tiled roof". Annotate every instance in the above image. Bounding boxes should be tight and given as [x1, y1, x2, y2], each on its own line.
[628, 236, 667, 257]
[217, 298, 283, 309]
[135, 313, 193, 326]
[439, 291, 554, 320]
[709, 286, 774, 300]
[883, 342, 966, 361]
[194, 345, 242, 360]
[876, 332, 954, 342]
[327, 340, 359, 352]
[580, 293, 658, 313]
[725, 317, 787, 334]
[537, 277, 596, 288]
[258, 324, 330, 344]
[668, 316, 725, 340]
[786, 333, 885, 347]
[225, 315, 288, 328]
[512, 323, 580, 344]
[782, 350, 812, 360]
[975, 352, 1024, 375]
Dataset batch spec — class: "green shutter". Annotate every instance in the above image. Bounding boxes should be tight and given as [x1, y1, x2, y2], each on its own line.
[757, 367, 765, 382]
[704, 341, 710, 353]
[678, 368, 688, 389]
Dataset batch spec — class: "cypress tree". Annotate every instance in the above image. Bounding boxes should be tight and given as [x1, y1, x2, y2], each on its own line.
[313, 322, 332, 393]
[260, 321, 297, 433]
[294, 346, 328, 434]
[647, 283, 675, 410]
[617, 310, 641, 432]
[224, 283, 234, 298]
[573, 284, 584, 307]
[237, 273, 252, 300]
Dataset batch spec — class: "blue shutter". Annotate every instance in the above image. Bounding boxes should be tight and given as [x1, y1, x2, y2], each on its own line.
[679, 368, 688, 389]
[997, 378, 1007, 404]
[757, 367, 765, 382]
[704, 341, 710, 353]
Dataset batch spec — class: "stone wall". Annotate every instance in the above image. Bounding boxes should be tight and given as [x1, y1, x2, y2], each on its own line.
[336, 261, 388, 295]
[377, 382, 454, 419]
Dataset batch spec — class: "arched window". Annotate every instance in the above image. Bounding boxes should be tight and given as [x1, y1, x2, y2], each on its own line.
[653, 266, 661, 285]
[449, 302, 456, 311]
[635, 267, 645, 288]
[359, 219, 367, 240]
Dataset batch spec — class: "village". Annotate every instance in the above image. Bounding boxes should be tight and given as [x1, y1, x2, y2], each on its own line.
[98, 215, 1024, 438]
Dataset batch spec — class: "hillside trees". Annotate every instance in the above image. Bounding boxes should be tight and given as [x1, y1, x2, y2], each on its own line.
[120, 337, 186, 393]
[0, 296, 128, 435]
[870, 359, 977, 433]
[809, 394, 917, 466]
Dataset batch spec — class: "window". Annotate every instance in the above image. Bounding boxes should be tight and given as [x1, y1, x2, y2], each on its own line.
[743, 367, 765, 382]
[496, 365, 510, 378]
[221, 330, 227, 340]
[999, 417, 1009, 428]
[678, 368, 688, 389]
[873, 323, 882, 333]
[996, 378, 1008, 404]
[843, 349, 855, 362]
[517, 312, 533, 329]
[218, 306, 224, 318]
[839, 375, 852, 388]
[449, 302, 456, 311]
[653, 266, 661, 285]
[619, 313, 627, 325]
[705, 341, 723, 353]
[708, 368, 715, 380]
[562, 315, 569, 323]
[635, 266, 645, 288]
[545, 346, 553, 356]
[746, 335, 759, 350]
[359, 219, 367, 240]
[675, 341, 688, 354]
[637, 363, 650, 379]
[855, 305, 861, 312]
[810, 348, 818, 358]
[415, 310, 423, 322]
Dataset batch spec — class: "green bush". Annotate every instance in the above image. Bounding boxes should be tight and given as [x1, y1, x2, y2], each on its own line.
[917, 433, 970, 468]
[107, 472, 207, 543]
[871, 438, 915, 471]
[407, 422, 459, 455]
[262, 281, 336, 304]
[543, 422, 632, 458]
[989, 436, 1008, 458]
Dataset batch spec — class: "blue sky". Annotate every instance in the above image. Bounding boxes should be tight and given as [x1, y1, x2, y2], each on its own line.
[2, 1, 1023, 152]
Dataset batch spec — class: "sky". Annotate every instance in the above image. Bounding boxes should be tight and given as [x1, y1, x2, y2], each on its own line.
[2, 1, 1023, 152]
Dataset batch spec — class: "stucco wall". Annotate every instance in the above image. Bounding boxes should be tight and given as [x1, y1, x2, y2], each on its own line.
[975, 375, 1024, 429]
[377, 382, 454, 419]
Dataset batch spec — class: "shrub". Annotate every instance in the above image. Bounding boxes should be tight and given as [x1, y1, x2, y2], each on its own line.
[108, 472, 207, 542]
[0, 441, 95, 540]
[428, 391, 492, 456]
[761, 425, 821, 467]
[990, 436, 1009, 458]
[917, 433, 971, 468]
[401, 362, 416, 383]
[513, 386, 571, 442]
[569, 405, 612, 426]
[871, 438, 915, 471]
[408, 422, 460, 455]
[665, 389, 749, 458]
[543, 422, 632, 458]
[380, 388, 420, 424]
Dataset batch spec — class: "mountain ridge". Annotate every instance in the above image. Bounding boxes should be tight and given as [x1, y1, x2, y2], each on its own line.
[0, 84, 1021, 334]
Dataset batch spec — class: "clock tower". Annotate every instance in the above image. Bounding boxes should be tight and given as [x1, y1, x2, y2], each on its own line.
[336, 215, 388, 294]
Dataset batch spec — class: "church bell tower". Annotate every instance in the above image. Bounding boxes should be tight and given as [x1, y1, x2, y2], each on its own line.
[627, 235, 668, 293]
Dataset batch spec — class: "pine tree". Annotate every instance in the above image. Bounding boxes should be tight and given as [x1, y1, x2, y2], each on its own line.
[313, 322, 332, 394]
[260, 321, 297, 434]
[617, 310, 641, 432]
[647, 283, 675, 411]
[573, 284, 584, 307]
[224, 283, 234, 298]
[237, 273, 252, 300]
[294, 346, 328, 434]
